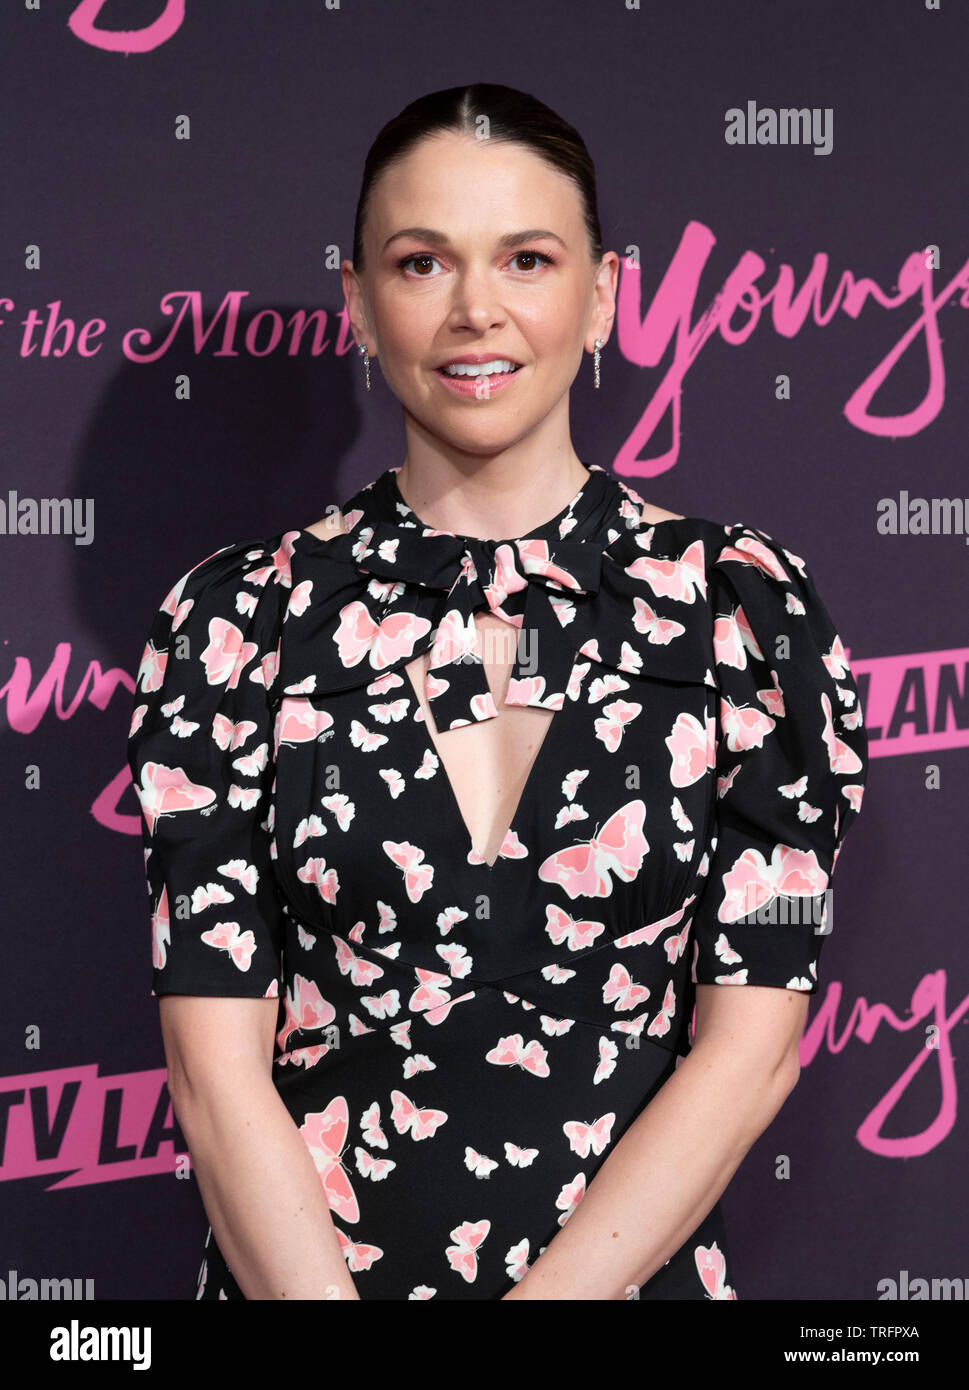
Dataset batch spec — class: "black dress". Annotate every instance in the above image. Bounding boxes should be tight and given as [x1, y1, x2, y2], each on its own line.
[127, 463, 868, 1300]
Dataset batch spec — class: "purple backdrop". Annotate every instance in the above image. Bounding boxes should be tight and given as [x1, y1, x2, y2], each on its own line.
[1, 0, 967, 1303]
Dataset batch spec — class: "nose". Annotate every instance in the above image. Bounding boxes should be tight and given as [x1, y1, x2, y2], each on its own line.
[445, 263, 507, 333]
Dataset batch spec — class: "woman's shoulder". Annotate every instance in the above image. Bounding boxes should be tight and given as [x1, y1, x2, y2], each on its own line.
[301, 510, 348, 542]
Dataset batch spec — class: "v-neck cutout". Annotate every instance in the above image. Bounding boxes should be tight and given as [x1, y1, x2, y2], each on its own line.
[403, 654, 567, 872]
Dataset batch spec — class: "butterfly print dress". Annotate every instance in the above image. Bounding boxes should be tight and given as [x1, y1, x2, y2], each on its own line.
[128, 463, 869, 1300]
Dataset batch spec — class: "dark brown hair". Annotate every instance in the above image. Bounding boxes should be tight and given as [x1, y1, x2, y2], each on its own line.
[351, 83, 603, 273]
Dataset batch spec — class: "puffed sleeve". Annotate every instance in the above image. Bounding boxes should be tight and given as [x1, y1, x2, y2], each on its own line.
[689, 523, 869, 993]
[127, 535, 290, 999]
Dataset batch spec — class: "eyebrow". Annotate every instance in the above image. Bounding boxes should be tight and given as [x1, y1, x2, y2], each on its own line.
[381, 227, 568, 254]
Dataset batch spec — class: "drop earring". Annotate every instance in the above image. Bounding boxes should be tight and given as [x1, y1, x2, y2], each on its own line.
[593, 338, 603, 389]
[358, 343, 372, 392]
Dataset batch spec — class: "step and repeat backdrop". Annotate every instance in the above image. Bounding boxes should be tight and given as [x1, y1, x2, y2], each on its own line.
[1, 1, 966, 1303]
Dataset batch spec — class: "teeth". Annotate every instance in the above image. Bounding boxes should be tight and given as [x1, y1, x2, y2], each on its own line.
[443, 359, 519, 377]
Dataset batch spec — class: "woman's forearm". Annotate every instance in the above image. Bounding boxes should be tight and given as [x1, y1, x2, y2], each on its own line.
[172, 1073, 360, 1301]
[502, 1039, 798, 1300]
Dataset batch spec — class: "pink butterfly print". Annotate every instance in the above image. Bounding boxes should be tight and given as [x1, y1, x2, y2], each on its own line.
[285, 578, 313, 619]
[717, 534, 789, 583]
[334, 600, 431, 672]
[300, 1098, 359, 1223]
[332, 935, 384, 987]
[232, 742, 268, 776]
[296, 925, 317, 952]
[542, 962, 576, 983]
[625, 539, 707, 602]
[538, 799, 648, 900]
[402, 1053, 435, 1079]
[504, 1141, 539, 1167]
[822, 633, 851, 680]
[757, 669, 786, 717]
[436, 905, 467, 937]
[169, 714, 199, 738]
[540, 1016, 574, 1038]
[712, 609, 748, 669]
[594, 698, 642, 752]
[506, 674, 564, 709]
[390, 1088, 448, 1141]
[136, 639, 168, 694]
[151, 885, 170, 969]
[389, 1021, 411, 1048]
[413, 748, 439, 781]
[445, 1218, 491, 1283]
[798, 801, 823, 823]
[695, 1241, 737, 1299]
[721, 696, 776, 752]
[666, 711, 716, 788]
[276, 698, 335, 748]
[587, 674, 630, 704]
[717, 765, 741, 797]
[671, 795, 693, 832]
[420, 990, 475, 1026]
[555, 1174, 587, 1225]
[296, 857, 339, 903]
[562, 769, 589, 801]
[276, 972, 336, 1050]
[367, 671, 405, 696]
[673, 838, 696, 861]
[129, 703, 147, 737]
[485, 1033, 551, 1078]
[714, 933, 742, 965]
[227, 785, 261, 816]
[360, 989, 400, 1019]
[200, 618, 259, 688]
[409, 967, 453, 1013]
[294, 815, 326, 847]
[332, 1234, 380, 1273]
[465, 1147, 499, 1179]
[820, 692, 864, 774]
[563, 1113, 615, 1158]
[555, 803, 589, 830]
[594, 1036, 618, 1084]
[720, 843, 829, 923]
[354, 1146, 396, 1181]
[841, 784, 864, 813]
[369, 699, 410, 723]
[349, 719, 388, 751]
[663, 920, 692, 964]
[190, 881, 234, 913]
[632, 597, 686, 645]
[200, 921, 256, 971]
[360, 1101, 389, 1149]
[566, 661, 592, 700]
[248, 534, 296, 590]
[379, 768, 406, 797]
[544, 903, 606, 951]
[505, 1239, 531, 1283]
[468, 828, 528, 866]
[383, 841, 434, 901]
[348, 1013, 377, 1037]
[276, 1043, 328, 1070]
[437, 942, 472, 978]
[212, 712, 258, 750]
[647, 979, 677, 1037]
[615, 892, 696, 949]
[321, 793, 355, 829]
[135, 761, 216, 835]
[427, 606, 482, 669]
[603, 963, 651, 1012]
[779, 775, 809, 799]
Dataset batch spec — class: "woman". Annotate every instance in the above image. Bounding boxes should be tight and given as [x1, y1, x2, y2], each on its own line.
[127, 83, 868, 1300]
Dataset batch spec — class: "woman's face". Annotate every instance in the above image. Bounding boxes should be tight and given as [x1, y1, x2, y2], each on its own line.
[345, 130, 615, 455]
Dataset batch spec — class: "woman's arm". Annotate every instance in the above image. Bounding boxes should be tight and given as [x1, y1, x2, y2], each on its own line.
[501, 983, 808, 1300]
[161, 996, 360, 1301]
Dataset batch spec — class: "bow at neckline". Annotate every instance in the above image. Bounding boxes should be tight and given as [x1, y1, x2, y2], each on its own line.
[275, 465, 717, 724]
